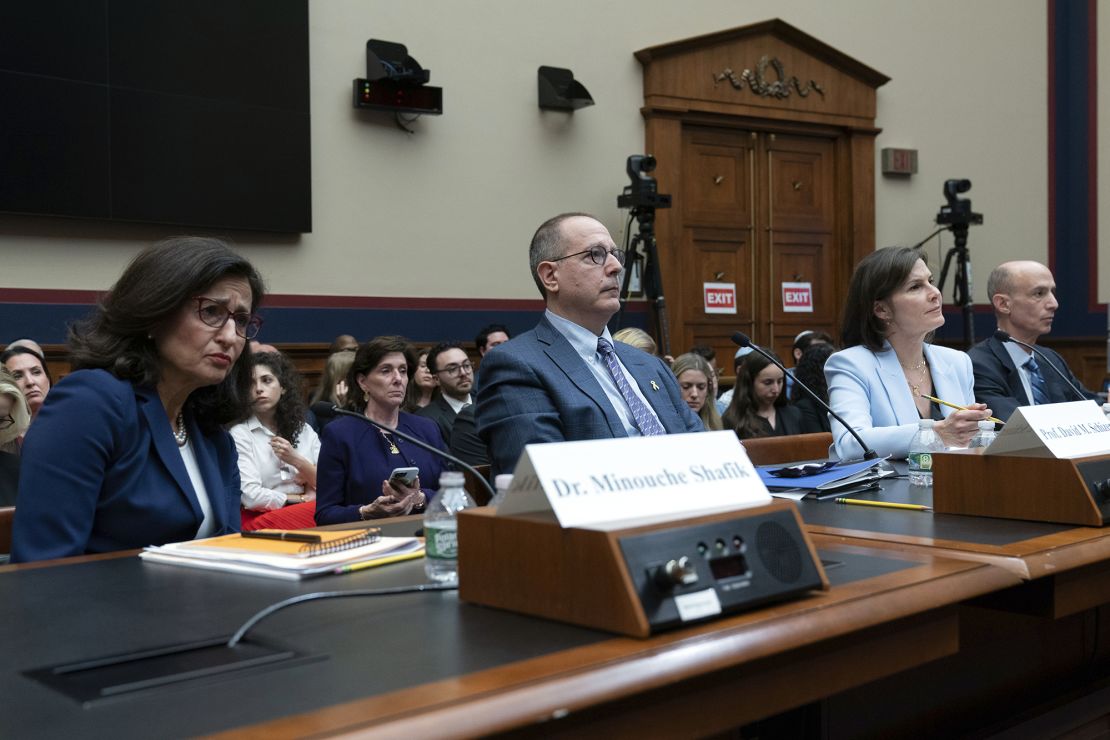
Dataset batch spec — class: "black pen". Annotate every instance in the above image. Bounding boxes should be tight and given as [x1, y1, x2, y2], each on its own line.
[242, 531, 322, 543]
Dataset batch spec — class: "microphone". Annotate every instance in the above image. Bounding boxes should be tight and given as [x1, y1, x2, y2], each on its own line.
[731, 332, 879, 460]
[329, 405, 497, 502]
[993, 330, 1086, 402]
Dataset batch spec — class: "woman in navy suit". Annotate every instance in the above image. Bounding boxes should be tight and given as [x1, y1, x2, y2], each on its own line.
[825, 246, 992, 460]
[315, 336, 446, 525]
[11, 237, 265, 562]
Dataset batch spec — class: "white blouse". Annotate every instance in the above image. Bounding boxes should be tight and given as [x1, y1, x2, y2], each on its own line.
[229, 416, 321, 511]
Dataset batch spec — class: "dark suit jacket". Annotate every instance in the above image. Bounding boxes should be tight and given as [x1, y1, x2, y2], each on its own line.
[448, 405, 489, 466]
[11, 370, 242, 562]
[475, 315, 705, 475]
[968, 335, 1097, 422]
[414, 394, 457, 446]
[792, 396, 831, 434]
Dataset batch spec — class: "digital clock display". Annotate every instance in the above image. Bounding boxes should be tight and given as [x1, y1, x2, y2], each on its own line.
[709, 554, 749, 580]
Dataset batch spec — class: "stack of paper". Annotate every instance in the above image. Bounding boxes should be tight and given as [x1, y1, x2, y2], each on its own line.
[140, 530, 424, 580]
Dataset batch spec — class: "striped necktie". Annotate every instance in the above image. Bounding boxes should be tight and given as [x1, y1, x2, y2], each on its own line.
[1024, 356, 1050, 405]
[596, 337, 666, 436]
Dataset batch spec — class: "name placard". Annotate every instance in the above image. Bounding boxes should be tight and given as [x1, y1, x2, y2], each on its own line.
[498, 431, 771, 528]
[985, 400, 1110, 458]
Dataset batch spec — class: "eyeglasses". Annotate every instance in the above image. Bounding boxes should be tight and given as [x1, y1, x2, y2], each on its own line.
[436, 361, 474, 377]
[551, 245, 626, 267]
[0, 415, 13, 430]
[194, 297, 263, 339]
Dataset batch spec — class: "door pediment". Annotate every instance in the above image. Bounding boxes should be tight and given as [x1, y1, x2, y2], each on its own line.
[635, 19, 889, 128]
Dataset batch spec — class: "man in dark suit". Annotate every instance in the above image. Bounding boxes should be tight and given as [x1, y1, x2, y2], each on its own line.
[415, 342, 474, 444]
[476, 212, 704, 475]
[969, 260, 1097, 421]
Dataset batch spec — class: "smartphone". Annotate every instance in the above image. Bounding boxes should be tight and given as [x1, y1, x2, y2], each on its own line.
[388, 466, 419, 487]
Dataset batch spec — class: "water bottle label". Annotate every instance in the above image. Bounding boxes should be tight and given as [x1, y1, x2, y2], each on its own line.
[908, 451, 933, 471]
[425, 526, 458, 560]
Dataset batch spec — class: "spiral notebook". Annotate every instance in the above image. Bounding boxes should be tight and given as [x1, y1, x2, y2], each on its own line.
[139, 528, 423, 580]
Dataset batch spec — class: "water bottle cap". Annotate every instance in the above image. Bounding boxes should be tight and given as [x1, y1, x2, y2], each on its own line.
[440, 471, 465, 486]
[494, 474, 513, 491]
[977, 420, 995, 431]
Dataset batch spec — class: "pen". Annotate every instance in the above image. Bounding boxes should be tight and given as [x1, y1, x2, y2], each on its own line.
[835, 498, 931, 511]
[332, 550, 425, 574]
[242, 531, 322, 543]
[918, 394, 1005, 425]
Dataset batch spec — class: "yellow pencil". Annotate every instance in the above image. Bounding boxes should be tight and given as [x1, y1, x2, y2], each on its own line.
[835, 498, 931, 511]
[332, 549, 425, 575]
[918, 393, 1005, 425]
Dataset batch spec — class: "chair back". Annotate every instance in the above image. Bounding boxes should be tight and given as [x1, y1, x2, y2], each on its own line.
[740, 432, 833, 466]
[462, 464, 493, 506]
[0, 506, 13, 553]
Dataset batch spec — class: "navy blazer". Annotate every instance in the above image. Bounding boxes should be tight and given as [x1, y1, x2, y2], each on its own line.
[968, 335, 1097, 422]
[475, 315, 704, 475]
[314, 412, 446, 525]
[11, 369, 241, 562]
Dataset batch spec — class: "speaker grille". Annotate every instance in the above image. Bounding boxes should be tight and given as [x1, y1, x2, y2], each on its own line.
[756, 521, 803, 583]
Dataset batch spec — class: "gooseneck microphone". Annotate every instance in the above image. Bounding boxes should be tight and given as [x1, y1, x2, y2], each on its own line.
[330, 405, 497, 502]
[731, 332, 879, 461]
[992, 330, 1086, 402]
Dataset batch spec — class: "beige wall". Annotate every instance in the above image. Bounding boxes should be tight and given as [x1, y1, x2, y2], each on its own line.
[0, 0, 1047, 306]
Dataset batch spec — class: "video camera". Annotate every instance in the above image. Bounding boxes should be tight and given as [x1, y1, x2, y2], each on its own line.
[936, 178, 983, 228]
[617, 155, 672, 211]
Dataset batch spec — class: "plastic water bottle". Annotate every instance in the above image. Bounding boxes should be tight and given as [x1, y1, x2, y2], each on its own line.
[423, 471, 475, 584]
[489, 474, 513, 508]
[907, 419, 943, 487]
[968, 420, 997, 449]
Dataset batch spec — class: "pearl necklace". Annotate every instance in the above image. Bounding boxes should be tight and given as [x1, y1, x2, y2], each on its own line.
[173, 412, 188, 447]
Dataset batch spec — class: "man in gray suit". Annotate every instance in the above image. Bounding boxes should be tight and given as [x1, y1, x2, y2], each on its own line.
[476, 212, 703, 475]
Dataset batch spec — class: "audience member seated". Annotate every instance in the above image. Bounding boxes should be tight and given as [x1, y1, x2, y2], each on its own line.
[230, 351, 320, 530]
[315, 337, 445, 524]
[329, 334, 359, 354]
[310, 349, 356, 432]
[787, 330, 833, 397]
[825, 246, 989, 460]
[475, 323, 511, 357]
[791, 342, 835, 434]
[1, 345, 52, 423]
[11, 237, 263, 562]
[716, 346, 754, 413]
[415, 342, 474, 444]
[0, 370, 30, 506]
[612, 327, 657, 354]
[476, 213, 702, 476]
[672, 352, 723, 431]
[688, 344, 721, 402]
[403, 349, 437, 411]
[723, 350, 802, 439]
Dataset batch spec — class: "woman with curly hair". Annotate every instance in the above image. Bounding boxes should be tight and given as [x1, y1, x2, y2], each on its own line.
[722, 350, 803, 440]
[230, 351, 321, 525]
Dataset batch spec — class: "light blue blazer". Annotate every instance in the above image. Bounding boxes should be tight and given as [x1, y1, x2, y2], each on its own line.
[824, 343, 976, 460]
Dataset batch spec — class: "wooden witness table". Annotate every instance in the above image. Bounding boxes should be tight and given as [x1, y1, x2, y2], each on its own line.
[0, 518, 1016, 739]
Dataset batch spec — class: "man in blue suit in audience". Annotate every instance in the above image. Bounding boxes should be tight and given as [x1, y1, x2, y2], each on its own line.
[476, 212, 703, 475]
[969, 260, 1097, 421]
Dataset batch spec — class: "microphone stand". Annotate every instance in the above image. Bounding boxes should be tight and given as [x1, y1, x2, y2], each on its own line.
[330, 405, 497, 502]
[730, 333, 879, 461]
[992, 330, 1087, 402]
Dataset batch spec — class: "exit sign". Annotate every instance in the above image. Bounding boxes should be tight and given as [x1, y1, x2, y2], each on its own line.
[881, 148, 918, 176]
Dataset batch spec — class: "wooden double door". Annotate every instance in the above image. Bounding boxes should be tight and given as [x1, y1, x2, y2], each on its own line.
[673, 124, 839, 365]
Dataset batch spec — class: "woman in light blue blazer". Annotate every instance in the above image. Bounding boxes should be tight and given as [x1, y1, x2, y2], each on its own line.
[825, 247, 992, 460]
[11, 238, 265, 562]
